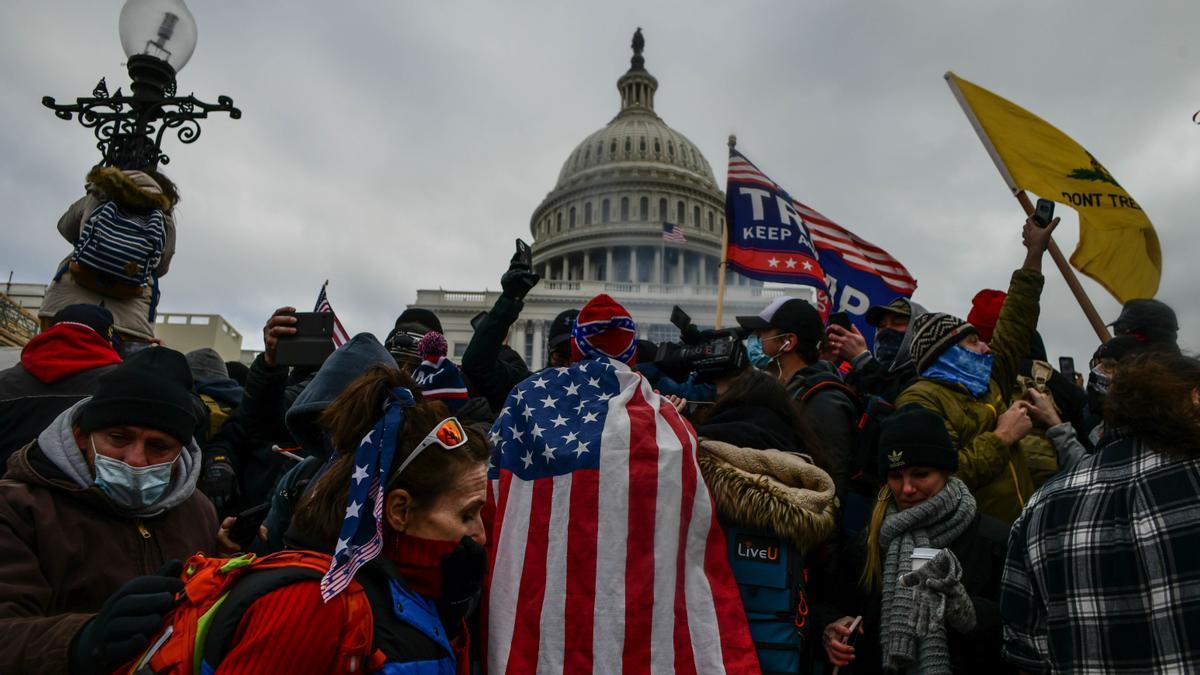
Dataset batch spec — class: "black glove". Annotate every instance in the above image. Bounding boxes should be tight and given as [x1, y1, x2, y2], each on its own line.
[500, 251, 540, 300]
[436, 536, 488, 634]
[69, 560, 184, 674]
[199, 454, 237, 509]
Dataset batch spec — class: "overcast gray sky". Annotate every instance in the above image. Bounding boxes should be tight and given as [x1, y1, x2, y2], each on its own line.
[2, 1, 1196, 360]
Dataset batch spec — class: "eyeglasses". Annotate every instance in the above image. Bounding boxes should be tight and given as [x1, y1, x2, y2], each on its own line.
[391, 417, 469, 479]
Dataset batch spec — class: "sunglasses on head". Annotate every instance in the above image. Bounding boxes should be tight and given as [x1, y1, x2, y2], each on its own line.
[391, 417, 469, 479]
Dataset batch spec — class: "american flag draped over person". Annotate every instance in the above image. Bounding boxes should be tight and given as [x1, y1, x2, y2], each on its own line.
[320, 386, 415, 601]
[485, 358, 758, 674]
[314, 280, 351, 347]
[726, 147, 916, 347]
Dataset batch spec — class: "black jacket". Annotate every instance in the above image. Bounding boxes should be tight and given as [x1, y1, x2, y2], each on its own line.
[696, 404, 802, 453]
[845, 355, 917, 405]
[462, 295, 534, 412]
[811, 512, 1013, 675]
[787, 362, 858, 497]
[0, 363, 116, 468]
[201, 354, 304, 517]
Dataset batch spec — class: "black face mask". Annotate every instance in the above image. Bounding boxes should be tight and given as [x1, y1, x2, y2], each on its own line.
[1086, 367, 1110, 416]
[873, 328, 905, 367]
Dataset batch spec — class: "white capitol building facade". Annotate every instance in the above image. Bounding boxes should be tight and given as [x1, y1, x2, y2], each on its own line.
[413, 32, 807, 368]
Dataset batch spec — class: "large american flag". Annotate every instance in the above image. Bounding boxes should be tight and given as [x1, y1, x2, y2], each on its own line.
[486, 359, 758, 674]
[314, 280, 350, 347]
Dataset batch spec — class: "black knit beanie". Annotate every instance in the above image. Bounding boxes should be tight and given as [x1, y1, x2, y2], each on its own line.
[76, 347, 197, 444]
[877, 405, 958, 476]
[907, 312, 977, 374]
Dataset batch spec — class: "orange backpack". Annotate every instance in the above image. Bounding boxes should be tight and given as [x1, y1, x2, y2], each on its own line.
[122, 550, 375, 674]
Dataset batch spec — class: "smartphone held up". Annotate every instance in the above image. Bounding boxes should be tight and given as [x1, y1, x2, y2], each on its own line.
[1033, 198, 1055, 228]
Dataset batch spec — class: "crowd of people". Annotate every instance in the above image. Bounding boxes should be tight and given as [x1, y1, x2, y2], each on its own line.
[0, 167, 1195, 674]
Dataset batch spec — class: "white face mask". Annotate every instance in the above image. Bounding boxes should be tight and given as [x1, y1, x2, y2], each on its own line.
[91, 435, 176, 511]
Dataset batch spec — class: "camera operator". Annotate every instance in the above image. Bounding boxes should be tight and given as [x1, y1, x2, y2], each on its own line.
[737, 298, 857, 497]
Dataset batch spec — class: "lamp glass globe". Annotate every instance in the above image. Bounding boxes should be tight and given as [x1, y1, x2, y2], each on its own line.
[118, 0, 198, 73]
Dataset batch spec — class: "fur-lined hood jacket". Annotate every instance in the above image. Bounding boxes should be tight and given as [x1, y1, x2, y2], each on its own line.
[56, 166, 177, 278]
[697, 438, 838, 554]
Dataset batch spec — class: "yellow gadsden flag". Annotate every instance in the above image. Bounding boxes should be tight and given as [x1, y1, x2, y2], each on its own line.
[945, 72, 1161, 302]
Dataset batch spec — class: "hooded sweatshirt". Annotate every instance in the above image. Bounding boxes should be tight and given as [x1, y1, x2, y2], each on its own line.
[284, 333, 397, 454]
[262, 334, 397, 552]
[0, 402, 217, 674]
[37, 398, 203, 517]
[0, 324, 122, 467]
[845, 300, 928, 403]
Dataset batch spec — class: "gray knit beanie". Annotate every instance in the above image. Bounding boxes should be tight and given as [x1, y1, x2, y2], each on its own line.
[186, 348, 229, 384]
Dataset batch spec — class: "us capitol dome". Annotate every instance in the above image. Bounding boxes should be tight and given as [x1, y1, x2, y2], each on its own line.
[413, 29, 785, 367]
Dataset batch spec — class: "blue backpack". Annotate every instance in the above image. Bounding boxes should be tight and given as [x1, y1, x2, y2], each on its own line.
[726, 526, 811, 674]
[64, 201, 166, 297]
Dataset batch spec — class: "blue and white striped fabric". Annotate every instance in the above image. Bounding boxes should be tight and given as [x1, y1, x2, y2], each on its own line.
[72, 201, 166, 286]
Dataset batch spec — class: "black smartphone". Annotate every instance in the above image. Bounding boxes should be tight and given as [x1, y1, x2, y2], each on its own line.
[470, 310, 488, 332]
[1033, 198, 1055, 227]
[275, 311, 335, 367]
[1058, 356, 1076, 381]
[827, 311, 852, 330]
[515, 238, 533, 267]
[228, 502, 271, 549]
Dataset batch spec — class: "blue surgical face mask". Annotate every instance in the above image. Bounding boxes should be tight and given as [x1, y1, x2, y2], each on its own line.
[922, 345, 994, 398]
[91, 435, 176, 511]
[744, 335, 772, 369]
[873, 328, 905, 366]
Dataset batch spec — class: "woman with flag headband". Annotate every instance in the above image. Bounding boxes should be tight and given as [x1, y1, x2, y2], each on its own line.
[486, 293, 760, 674]
[138, 366, 491, 674]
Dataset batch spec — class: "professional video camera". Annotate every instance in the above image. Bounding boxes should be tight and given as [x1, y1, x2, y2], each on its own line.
[653, 306, 748, 383]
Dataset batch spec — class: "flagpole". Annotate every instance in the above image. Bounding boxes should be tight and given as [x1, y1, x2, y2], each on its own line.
[714, 134, 736, 329]
[945, 72, 1111, 343]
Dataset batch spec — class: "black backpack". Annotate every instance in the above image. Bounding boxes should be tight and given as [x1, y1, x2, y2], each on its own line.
[794, 378, 895, 535]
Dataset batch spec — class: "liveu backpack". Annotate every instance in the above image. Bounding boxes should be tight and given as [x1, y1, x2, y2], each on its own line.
[122, 550, 374, 674]
[726, 525, 811, 675]
[61, 201, 166, 299]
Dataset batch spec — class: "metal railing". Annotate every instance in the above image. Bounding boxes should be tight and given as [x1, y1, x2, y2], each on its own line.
[0, 294, 39, 347]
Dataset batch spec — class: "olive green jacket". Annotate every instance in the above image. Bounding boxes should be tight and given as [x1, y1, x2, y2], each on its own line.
[895, 268, 1044, 523]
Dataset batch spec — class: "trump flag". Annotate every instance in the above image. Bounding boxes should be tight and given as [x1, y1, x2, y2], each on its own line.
[486, 359, 758, 674]
[726, 148, 917, 346]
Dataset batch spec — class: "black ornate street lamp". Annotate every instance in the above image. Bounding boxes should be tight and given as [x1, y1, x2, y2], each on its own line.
[41, 0, 240, 171]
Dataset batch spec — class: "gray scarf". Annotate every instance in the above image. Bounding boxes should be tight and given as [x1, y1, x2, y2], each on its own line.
[877, 477, 976, 674]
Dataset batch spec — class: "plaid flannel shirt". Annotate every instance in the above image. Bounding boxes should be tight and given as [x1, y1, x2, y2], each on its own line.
[1000, 429, 1200, 674]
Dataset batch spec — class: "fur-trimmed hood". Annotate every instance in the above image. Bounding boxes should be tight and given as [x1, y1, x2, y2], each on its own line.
[697, 438, 838, 553]
[86, 166, 172, 212]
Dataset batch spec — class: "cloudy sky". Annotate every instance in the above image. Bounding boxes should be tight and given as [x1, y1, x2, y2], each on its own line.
[2, 1, 1196, 360]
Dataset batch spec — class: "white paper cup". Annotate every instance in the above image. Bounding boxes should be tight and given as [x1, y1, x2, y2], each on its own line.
[911, 547, 940, 571]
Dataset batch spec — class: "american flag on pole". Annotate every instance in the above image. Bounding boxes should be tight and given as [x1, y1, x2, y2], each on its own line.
[726, 148, 917, 346]
[486, 359, 758, 674]
[314, 280, 350, 347]
[662, 222, 687, 244]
